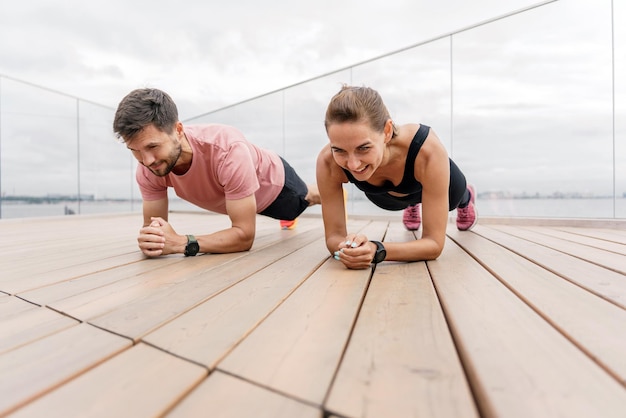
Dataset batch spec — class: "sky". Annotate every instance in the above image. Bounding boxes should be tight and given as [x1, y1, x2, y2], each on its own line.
[0, 0, 550, 116]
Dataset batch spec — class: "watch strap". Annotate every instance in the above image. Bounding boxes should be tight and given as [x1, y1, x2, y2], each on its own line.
[370, 240, 386, 264]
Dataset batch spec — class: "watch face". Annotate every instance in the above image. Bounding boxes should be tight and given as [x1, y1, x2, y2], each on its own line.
[185, 236, 200, 256]
[188, 242, 200, 254]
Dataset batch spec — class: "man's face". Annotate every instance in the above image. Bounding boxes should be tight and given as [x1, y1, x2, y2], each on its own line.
[126, 124, 182, 177]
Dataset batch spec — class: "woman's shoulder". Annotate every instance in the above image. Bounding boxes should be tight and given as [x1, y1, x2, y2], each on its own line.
[394, 123, 421, 142]
[399, 122, 422, 131]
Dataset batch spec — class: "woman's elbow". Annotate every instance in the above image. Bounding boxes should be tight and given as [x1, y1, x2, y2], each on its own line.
[425, 249, 443, 261]
[422, 240, 445, 260]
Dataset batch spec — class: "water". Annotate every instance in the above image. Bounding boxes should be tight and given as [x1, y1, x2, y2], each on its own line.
[2, 197, 625, 221]
[0, 199, 199, 219]
[344, 197, 626, 219]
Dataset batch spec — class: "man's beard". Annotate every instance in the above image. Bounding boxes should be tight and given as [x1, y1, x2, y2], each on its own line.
[147, 142, 182, 177]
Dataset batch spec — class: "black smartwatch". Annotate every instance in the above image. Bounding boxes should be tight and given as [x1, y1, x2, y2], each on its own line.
[184, 234, 200, 256]
[370, 240, 386, 264]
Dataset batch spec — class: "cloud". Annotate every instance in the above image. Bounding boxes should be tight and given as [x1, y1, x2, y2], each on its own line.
[0, 0, 550, 110]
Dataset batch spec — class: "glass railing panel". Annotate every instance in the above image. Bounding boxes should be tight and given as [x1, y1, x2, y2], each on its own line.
[615, 0, 626, 218]
[1, 0, 622, 220]
[78, 100, 138, 215]
[452, 0, 615, 218]
[283, 71, 352, 216]
[184, 93, 284, 153]
[0, 79, 79, 218]
[332, 40, 453, 216]
[351, 39, 453, 152]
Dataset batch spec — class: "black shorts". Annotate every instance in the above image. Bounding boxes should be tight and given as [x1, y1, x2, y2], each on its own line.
[259, 158, 309, 220]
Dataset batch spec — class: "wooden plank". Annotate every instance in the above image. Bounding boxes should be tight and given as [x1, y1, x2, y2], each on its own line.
[87, 223, 327, 340]
[143, 237, 330, 368]
[38, 220, 319, 321]
[0, 235, 135, 261]
[8, 343, 206, 418]
[0, 323, 131, 416]
[427, 238, 626, 418]
[474, 217, 626, 230]
[0, 295, 36, 318]
[0, 213, 138, 243]
[554, 226, 626, 244]
[472, 225, 626, 309]
[326, 261, 478, 417]
[0, 212, 241, 264]
[14, 214, 308, 304]
[0, 212, 245, 294]
[0, 216, 141, 295]
[46, 252, 244, 320]
[0, 238, 137, 263]
[0, 239, 138, 284]
[0, 301, 78, 355]
[448, 227, 626, 383]
[383, 217, 419, 242]
[489, 225, 626, 274]
[167, 370, 321, 418]
[0, 216, 139, 262]
[217, 221, 388, 406]
[326, 220, 477, 417]
[522, 226, 626, 255]
[15, 255, 185, 305]
[2, 252, 146, 295]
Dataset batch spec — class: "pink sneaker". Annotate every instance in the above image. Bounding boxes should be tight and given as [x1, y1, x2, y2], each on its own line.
[403, 204, 421, 231]
[456, 185, 477, 231]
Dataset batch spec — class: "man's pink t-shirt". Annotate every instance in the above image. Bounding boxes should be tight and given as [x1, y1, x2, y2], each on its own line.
[136, 124, 285, 214]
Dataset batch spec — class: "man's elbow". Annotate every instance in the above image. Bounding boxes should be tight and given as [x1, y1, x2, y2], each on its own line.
[238, 232, 255, 252]
[240, 239, 254, 252]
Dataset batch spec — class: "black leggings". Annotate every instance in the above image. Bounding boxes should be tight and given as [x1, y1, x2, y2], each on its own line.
[364, 159, 469, 211]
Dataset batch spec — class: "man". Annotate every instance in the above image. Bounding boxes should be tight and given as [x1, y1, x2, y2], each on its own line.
[113, 88, 320, 257]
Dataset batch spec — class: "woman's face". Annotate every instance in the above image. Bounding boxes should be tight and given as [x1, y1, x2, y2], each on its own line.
[327, 120, 390, 181]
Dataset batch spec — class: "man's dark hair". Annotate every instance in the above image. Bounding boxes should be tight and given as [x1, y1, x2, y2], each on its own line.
[113, 88, 179, 142]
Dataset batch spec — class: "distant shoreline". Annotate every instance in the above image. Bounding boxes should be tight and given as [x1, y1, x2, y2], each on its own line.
[2, 197, 625, 220]
[1, 193, 624, 205]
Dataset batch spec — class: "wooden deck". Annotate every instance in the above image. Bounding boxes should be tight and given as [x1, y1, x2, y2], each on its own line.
[1, 211, 625, 417]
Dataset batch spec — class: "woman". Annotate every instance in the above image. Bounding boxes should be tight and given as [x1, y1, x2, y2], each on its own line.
[316, 85, 476, 269]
